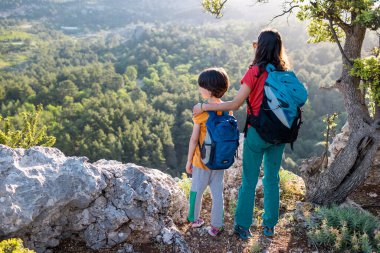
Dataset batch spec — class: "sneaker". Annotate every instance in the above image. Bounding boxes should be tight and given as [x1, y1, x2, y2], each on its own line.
[208, 226, 224, 236]
[262, 226, 275, 237]
[190, 218, 205, 228]
[234, 225, 252, 240]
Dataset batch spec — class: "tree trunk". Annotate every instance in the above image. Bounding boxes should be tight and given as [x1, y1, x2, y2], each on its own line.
[300, 25, 380, 204]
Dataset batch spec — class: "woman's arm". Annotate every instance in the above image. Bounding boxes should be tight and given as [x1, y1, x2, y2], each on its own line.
[186, 123, 201, 174]
[193, 84, 251, 115]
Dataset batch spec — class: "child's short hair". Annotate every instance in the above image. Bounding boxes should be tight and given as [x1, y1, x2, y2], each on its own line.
[198, 67, 229, 98]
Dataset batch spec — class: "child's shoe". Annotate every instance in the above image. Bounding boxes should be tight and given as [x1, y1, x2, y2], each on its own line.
[190, 218, 205, 228]
[234, 225, 252, 240]
[262, 225, 275, 237]
[208, 225, 224, 236]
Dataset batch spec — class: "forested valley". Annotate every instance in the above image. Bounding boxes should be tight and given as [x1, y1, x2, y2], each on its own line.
[2, 0, 371, 176]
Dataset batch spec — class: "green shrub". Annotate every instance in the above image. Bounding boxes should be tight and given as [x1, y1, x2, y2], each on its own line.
[254, 207, 264, 226]
[0, 238, 35, 253]
[228, 195, 237, 216]
[250, 241, 262, 253]
[0, 104, 55, 148]
[177, 173, 191, 199]
[177, 172, 211, 200]
[307, 205, 379, 252]
[279, 168, 305, 209]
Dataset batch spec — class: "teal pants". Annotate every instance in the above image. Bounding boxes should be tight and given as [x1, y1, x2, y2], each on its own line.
[235, 127, 285, 229]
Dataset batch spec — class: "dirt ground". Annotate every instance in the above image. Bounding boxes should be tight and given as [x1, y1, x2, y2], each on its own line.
[55, 181, 315, 253]
[176, 193, 314, 253]
[350, 185, 380, 216]
[54, 167, 380, 253]
[55, 196, 314, 253]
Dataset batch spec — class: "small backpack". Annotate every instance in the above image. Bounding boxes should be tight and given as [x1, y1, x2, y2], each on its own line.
[199, 111, 240, 170]
[244, 64, 308, 149]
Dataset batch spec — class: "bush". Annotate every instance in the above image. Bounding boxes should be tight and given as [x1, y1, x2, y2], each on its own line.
[307, 205, 380, 252]
[0, 104, 55, 148]
[0, 238, 35, 253]
[177, 172, 210, 200]
[250, 241, 262, 253]
[227, 194, 237, 216]
[177, 173, 191, 199]
[279, 168, 305, 209]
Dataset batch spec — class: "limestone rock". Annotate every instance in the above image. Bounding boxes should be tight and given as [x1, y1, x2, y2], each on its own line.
[328, 122, 349, 166]
[156, 226, 191, 253]
[117, 243, 134, 253]
[0, 145, 187, 252]
[161, 227, 174, 244]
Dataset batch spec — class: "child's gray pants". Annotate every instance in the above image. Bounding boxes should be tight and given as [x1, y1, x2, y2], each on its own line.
[188, 166, 224, 228]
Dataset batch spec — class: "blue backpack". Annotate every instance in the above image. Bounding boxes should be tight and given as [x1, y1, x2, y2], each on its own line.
[244, 64, 308, 148]
[199, 111, 240, 170]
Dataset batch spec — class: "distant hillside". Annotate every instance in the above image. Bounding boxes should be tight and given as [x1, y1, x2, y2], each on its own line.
[0, 0, 284, 30]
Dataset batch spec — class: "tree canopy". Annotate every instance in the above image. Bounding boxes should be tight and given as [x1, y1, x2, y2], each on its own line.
[0, 18, 348, 175]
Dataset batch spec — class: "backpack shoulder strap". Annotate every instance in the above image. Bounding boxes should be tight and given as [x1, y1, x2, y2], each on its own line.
[208, 110, 230, 117]
[265, 63, 276, 72]
[246, 98, 254, 115]
[243, 98, 255, 137]
[222, 111, 230, 116]
[207, 111, 216, 118]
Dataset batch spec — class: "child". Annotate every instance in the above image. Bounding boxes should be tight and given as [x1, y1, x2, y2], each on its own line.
[186, 67, 230, 237]
[193, 29, 295, 239]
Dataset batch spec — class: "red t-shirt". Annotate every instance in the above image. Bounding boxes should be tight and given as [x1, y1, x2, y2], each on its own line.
[240, 65, 268, 116]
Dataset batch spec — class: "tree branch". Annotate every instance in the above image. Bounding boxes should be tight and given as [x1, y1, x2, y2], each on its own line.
[310, 1, 351, 32]
[328, 16, 354, 66]
[202, 0, 228, 18]
[333, 15, 351, 33]
[269, 2, 299, 22]
[320, 78, 341, 90]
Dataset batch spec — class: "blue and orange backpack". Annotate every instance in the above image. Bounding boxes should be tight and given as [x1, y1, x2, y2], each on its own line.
[199, 111, 240, 170]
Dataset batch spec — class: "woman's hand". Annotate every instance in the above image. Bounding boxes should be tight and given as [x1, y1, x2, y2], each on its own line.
[192, 85, 251, 116]
[186, 161, 193, 174]
[192, 103, 203, 117]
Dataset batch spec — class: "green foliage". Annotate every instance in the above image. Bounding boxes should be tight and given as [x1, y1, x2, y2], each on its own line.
[0, 105, 56, 148]
[202, 0, 227, 18]
[0, 28, 35, 69]
[323, 113, 338, 141]
[254, 207, 264, 226]
[227, 193, 237, 216]
[203, 0, 379, 34]
[354, 2, 380, 30]
[0, 29, 32, 42]
[0, 238, 35, 253]
[303, 19, 344, 43]
[249, 241, 262, 253]
[177, 173, 192, 199]
[307, 205, 380, 252]
[279, 169, 305, 209]
[375, 230, 380, 251]
[0, 19, 347, 175]
[295, 0, 380, 33]
[350, 50, 380, 106]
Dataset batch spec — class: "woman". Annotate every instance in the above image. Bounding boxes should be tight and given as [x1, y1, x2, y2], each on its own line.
[193, 28, 290, 240]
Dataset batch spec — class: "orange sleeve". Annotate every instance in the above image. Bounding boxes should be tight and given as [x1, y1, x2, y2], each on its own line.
[193, 112, 208, 124]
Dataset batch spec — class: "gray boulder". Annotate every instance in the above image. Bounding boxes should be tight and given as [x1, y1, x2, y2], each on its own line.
[0, 145, 188, 252]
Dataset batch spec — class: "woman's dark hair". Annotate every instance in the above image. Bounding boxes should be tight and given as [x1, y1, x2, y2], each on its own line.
[198, 67, 230, 98]
[252, 28, 289, 71]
